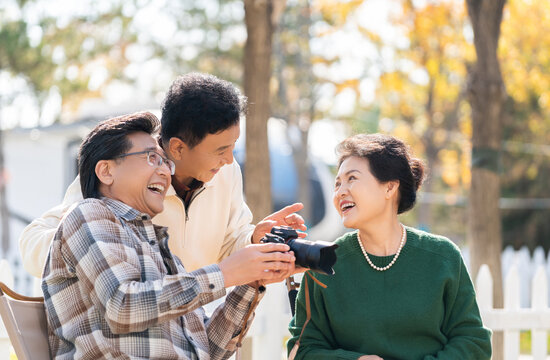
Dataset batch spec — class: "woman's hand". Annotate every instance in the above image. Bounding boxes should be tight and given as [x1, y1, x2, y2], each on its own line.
[358, 356, 383, 360]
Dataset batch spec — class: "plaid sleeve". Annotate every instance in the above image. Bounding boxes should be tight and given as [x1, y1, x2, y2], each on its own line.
[61, 200, 226, 335]
[206, 284, 265, 359]
[173, 254, 227, 309]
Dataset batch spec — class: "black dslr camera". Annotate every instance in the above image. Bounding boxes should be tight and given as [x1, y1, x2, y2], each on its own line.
[261, 226, 338, 275]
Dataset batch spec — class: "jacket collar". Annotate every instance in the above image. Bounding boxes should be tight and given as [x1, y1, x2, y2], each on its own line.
[165, 176, 215, 198]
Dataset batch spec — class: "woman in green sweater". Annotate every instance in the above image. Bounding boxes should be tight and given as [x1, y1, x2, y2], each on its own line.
[287, 134, 491, 360]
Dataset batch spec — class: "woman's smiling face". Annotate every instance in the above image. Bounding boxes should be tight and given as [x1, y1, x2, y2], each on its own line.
[333, 156, 392, 229]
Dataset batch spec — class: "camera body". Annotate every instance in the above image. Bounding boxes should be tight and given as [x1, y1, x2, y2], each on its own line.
[261, 226, 338, 275]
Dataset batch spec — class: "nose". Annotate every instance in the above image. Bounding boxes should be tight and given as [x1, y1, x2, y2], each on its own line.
[157, 162, 172, 177]
[223, 148, 234, 165]
[334, 183, 348, 199]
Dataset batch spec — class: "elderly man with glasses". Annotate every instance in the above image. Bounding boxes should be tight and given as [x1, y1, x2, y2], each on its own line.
[42, 112, 295, 359]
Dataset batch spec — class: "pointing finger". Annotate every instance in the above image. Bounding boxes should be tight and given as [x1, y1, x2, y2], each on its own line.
[266, 203, 304, 220]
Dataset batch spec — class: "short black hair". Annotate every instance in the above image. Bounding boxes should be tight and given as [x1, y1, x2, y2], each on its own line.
[160, 72, 247, 148]
[336, 133, 426, 214]
[78, 112, 160, 199]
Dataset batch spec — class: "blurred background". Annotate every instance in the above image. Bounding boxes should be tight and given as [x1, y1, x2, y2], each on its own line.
[1, 0, 550, 358]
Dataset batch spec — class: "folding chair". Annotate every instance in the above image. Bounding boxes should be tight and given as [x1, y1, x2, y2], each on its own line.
[0, 282, 50, 360]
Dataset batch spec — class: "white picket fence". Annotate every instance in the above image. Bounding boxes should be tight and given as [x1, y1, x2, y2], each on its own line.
[464, 246, 550, 309]
[476, 263, 550, 360]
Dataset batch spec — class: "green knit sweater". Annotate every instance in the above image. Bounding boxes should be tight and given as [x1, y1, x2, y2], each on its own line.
[287, 227, 492, 360]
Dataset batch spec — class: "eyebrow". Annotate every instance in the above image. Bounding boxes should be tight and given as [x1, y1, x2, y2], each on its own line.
[143, 146, 167, 156]
[215, 144, 232, 152]
[142, 146, 160, 153]
[335, 169, 361, 180]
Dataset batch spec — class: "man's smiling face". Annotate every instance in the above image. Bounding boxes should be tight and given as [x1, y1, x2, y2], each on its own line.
[105, 131, 172, 216]
[171, 123, 240, 185]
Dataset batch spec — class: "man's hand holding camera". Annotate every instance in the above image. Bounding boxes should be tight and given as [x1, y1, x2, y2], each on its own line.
[218, 243, 296, 287]
[233, 202, 338, 286]
[261, 226, 338, 276]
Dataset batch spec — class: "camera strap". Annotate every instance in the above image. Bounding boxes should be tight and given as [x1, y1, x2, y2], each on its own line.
[288, 271, 327, 360]
[235, 285, 262, 360]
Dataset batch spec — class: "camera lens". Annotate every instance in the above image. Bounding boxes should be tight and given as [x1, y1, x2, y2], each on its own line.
[260, 226, 338, 275]
[287, 239, 338, 275]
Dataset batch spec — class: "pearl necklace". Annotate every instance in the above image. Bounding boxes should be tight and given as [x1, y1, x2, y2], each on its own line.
[357, 225, 406, 271]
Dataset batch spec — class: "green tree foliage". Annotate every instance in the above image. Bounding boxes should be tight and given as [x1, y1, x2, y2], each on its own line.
[1, 0, 249, 120]
[147, 0, 247, 85]
[0, 0, 140, 117]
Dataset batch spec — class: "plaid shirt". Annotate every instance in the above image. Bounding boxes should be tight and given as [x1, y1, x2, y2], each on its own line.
[42, 197, 262, 360]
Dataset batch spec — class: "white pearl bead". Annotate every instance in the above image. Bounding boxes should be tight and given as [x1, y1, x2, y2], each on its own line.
[357, 224, 406, 272]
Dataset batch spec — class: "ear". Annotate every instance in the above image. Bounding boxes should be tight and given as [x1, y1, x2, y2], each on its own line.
[385, 180, 400, 200]
[167, 137, 188, 161]
[95, 160, 115, 186]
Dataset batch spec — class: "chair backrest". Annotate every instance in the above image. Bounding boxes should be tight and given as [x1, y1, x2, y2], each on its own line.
[0, 282, 51, 360]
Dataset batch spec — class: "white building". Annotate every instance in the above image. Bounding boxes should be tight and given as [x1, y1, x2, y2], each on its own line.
[3, 118, 99, 294]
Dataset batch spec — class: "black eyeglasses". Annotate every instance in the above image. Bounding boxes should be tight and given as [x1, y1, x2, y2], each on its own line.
[115, 150, 176, 175]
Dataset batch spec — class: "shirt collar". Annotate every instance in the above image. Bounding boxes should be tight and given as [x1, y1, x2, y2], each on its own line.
[101, 197, 152, 222]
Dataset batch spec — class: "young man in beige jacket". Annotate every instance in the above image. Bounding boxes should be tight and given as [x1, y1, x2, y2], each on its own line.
[20, 72, 306, 278]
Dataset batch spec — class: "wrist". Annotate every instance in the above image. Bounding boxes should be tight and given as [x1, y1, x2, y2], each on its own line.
[218, 262, 234, 288]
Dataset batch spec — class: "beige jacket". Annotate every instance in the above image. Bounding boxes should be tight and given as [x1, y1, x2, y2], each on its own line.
[19, 161, 255, 277]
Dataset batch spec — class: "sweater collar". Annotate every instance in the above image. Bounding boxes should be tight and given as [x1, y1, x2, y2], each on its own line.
[353, 226, 414, 262]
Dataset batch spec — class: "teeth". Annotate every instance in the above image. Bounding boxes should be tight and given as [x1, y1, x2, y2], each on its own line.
[341, 202, 355, 211]
[148, 184, 165, 193]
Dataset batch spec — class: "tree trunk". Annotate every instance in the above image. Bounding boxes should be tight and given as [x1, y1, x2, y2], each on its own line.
[417, 144, 437, 231]
[243, 0, 276, 222]
[294, 125, 311, 223]
[0, 126, 10, 256]
[418, 80, 437, 232]
[465, 1, 507, 359]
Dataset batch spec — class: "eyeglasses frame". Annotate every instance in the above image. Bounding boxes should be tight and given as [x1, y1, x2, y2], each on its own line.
[114, 150, 175, 175]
